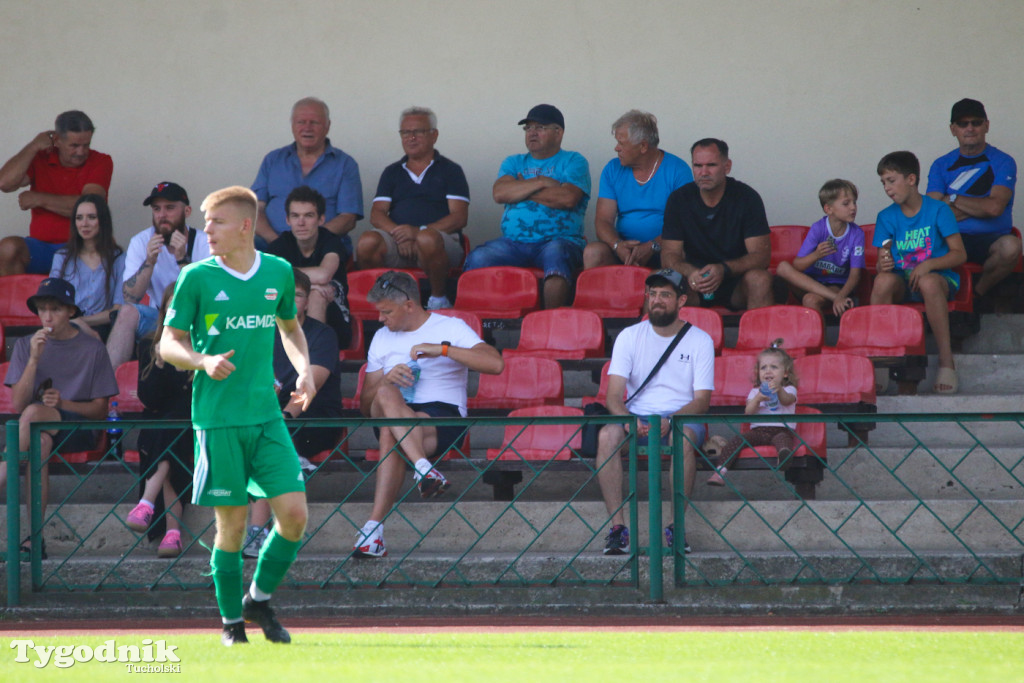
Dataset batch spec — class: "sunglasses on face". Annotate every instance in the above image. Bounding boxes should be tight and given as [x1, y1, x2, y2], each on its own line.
[954, 119, 985, 129]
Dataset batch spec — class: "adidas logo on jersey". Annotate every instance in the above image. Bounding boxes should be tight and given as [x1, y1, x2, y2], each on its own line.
[215, 291, 230, 301]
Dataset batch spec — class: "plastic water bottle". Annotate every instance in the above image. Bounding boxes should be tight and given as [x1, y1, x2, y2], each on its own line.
[760, 382, 779, 412]
[399, 360, 420, 403]
[701, 271, 714, 301]
[106, 401, 123, 458]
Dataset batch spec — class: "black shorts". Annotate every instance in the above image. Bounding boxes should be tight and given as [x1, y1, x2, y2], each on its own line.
[960, 232, 1003, 265]
[373, 401, 468, 460]
[52, 409, 101, 454]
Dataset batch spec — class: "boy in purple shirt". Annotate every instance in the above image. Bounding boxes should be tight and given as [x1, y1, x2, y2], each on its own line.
[777, 179, 865, 315]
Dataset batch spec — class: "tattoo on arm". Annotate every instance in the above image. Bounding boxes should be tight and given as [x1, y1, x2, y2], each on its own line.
[123, 263, 151, 304]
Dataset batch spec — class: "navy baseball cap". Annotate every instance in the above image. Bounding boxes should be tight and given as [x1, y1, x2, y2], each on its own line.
[518, 104, 564, 128]
[27, 278, 81, 318]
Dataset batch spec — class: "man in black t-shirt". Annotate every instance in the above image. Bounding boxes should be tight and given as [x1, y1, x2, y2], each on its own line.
[661, 138, 774, 310]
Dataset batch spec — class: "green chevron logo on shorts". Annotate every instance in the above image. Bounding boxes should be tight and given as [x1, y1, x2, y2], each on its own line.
[205, 313, 221, 336]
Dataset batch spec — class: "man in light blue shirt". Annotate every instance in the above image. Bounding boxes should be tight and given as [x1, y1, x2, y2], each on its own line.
[463, 104, 590, 309]
[251, 97, 363, 258]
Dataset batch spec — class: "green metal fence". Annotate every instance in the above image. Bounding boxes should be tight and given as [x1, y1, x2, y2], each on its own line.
[3, 411, 1023, 608]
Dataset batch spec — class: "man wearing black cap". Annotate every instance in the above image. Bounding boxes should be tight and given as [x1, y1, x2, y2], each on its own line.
[463, 103, 590, 309]
[926, 98, 1018, 301]
[105, 182, 211, 367]
[2, 278, 118, 555]
[593, 269, 714, 556]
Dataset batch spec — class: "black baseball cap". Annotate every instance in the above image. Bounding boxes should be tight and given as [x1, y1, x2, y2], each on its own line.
[143, 181, 190, 206]
[517, 104, 564, 128]
[950, 98, 987, 123]
[27, 278, 81, 318]
[645, 269, 687, 294]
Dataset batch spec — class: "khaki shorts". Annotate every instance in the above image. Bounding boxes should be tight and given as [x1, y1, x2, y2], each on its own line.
[192, 419, 305, 507]
[366, 228, 465, 269]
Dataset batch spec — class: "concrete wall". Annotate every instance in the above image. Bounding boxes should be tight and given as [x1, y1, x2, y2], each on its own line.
[1, 0, 1021, 248]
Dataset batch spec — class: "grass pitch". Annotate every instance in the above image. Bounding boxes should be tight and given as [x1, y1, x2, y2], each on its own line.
[3, 630, 1020, 681]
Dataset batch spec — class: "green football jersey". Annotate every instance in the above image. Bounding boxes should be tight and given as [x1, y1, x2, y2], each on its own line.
[165, 253, 297, 429]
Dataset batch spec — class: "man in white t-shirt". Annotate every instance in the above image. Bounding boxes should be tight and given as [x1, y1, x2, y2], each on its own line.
[596, 269, 714, 555]
[354, 271, 504, 558]
[105, 182, 210, 366]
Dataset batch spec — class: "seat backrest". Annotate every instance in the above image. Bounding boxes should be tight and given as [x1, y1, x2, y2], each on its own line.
[346, 268, 421, 320]
[341, 363, 367, 410]
[454, 267, 538, 317]
[114, 361, 146, 413]
[0, 274, 47, 326]
[474, 356, 564, 406]
[834, 304, 925, 353]
[572, 265, 649, 316]
[0, 322, 5, 362]
[338, 315, 366, 360]
[733, 306, 823, 354]
[0, 362, 13, 413]
[676, 307, 724, 353]
[741, 405, 827, 457]
[769, 225, 811, 270]
[516, 308, 604, 356]
[433, 308, 483, 337]
[859, 224, 877, 271]
[794, 353, 876, 404]
[502, 405, 583, 453]
[711, 354, 757, 406]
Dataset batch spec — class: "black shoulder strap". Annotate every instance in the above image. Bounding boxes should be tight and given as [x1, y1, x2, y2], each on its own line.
[625, 322, 692, 404]
[186, 227, 197, 260]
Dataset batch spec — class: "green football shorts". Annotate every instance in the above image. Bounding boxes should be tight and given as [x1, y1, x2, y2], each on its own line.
[192, 419, 305, 506]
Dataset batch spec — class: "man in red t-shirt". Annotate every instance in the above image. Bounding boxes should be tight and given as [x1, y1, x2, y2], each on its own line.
[0, 111, 113, 275]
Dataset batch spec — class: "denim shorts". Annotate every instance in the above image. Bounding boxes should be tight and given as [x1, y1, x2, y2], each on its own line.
[463, 236, 582, 281]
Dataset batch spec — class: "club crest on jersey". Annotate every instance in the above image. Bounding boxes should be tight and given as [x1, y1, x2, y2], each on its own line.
[265, 288, 279, 301]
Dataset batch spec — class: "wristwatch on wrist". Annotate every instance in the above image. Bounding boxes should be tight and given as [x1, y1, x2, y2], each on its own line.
[651, 240, 661, 252]
[441, 341, 451, 357]
[419, 224, 428, 231]
[947, 194, 958, 206]
[612, 241, 620, 252]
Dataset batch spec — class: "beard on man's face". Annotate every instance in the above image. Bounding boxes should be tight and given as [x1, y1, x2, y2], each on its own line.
[648, 307, 677, 327]
[157, 216, 187, 245]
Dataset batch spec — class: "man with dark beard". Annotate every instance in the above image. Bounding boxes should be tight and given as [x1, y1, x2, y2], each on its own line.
[594, 269, 714, 556]
[106, 182, 210, 366]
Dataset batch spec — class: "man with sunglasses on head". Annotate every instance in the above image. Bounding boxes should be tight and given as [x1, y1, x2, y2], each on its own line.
[463, 104, 590, 309]
[927, 98, 1018, 304]
[353, 271, 503, 558]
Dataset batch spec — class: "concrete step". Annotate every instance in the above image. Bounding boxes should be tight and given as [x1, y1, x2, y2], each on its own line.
[4, 498, 1020, 561]
[960, 313, 1024, 354]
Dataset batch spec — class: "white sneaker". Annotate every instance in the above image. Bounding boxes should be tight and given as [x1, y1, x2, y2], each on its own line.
[426, 296, 452, 311]
[353, 524, 387, 558]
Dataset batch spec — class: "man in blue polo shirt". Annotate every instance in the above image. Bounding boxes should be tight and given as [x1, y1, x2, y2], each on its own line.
[251, 97, 363, 259]
[356, 107, 470, 310]
[927, 98, 1018, 301]
[463, 104, 590, 309]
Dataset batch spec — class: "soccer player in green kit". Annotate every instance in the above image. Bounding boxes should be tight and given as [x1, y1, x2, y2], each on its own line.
[160, 186, 316, 646]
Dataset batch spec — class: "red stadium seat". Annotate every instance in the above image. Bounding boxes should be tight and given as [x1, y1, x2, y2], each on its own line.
[338, 316, 366, 361]
[581, 360, 615, 408]
[735, 406, 827, 464]
[469, 356, 564, 411]
[710, 354, 758, 407]
[722, 306, 823, 358]
[433, 308, 483, 337]
[0, 322, 5, 362]
[0, 362, 13, 413]
[794, 353, 876, 405]
[114, 361, 146, 413]
[341, 363, 367, 411]
[859, 224, 877, 271]
[503, 308, 604, 360]
[822, 304, 926, 357]
[572, 266, 649, 318]
[486, 405, 583, 461]
[0, 274, 47, 327]
[453, 267, 539, 319]
[769, 225, 811, 272]
[346, 268, 421, 322]
[676, 307, 724, 355]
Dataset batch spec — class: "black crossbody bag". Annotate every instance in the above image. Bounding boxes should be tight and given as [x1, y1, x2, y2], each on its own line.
[579, 323, 692, 457]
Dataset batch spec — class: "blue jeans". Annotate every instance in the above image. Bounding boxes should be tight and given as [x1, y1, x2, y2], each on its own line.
[463, 237, 582, 281]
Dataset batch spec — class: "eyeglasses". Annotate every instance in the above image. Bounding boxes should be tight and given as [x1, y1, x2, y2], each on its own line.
[399, 128, 434, 138]
[954, 118, 985, 129]
[522, 124, 559, 133]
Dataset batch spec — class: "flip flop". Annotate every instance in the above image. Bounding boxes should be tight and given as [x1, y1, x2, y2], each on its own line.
[934, 366, 958, 394]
